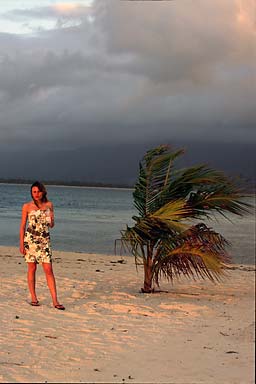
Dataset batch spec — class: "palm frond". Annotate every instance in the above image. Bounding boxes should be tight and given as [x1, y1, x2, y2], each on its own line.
[153, 223, 230, 286]
[153, 199, 192, 220]
[120, 225, 147, 266]
[156, 165, 219, 203]
[185, 187, 251, 218]
[133, 145, 184, 216]
[154, 247, 227, 285]
[133, 163, 147, 217]
[119, 144, 252, 291]
[120, 215, 183, 266]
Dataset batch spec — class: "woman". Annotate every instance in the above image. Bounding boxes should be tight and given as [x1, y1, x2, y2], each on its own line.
[20, 181, 65, 310]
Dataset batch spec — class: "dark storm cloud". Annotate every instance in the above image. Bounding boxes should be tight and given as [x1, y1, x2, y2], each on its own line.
[92, 0, 256, 138]
[0, 0, 255, 182]
[1, 141, 255, 184]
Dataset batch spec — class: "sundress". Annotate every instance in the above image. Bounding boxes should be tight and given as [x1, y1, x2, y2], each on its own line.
[24, 209, 52, 264]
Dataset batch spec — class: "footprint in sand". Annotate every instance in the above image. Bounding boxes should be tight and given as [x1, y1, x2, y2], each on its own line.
[71, 291, 85, 299]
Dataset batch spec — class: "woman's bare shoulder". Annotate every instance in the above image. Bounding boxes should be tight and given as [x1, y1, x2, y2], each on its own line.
[22, 201, 34, 211]
[46, 201, 54, 209]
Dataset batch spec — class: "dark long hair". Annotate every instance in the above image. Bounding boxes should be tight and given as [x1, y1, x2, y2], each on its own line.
[31, 181, 48, 207]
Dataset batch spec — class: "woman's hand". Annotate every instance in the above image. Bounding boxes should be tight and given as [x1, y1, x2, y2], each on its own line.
[20, 243, 25, 255]
[48, 205, 55, 228]
[20, 204, 27, 255]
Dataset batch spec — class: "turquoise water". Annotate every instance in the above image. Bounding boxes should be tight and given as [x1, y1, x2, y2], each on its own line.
[0, 184, 135, 255]
[0, 183, 254, 264]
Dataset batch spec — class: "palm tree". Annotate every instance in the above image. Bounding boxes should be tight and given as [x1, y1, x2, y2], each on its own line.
[120, 145, 251, 293]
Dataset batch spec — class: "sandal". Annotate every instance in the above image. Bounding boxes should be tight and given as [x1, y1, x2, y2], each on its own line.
[54, 304, 65, 310]
[30, 301, 40, 306]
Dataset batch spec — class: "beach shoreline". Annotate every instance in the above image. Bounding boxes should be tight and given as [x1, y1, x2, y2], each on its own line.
[0, 246, 255, 383]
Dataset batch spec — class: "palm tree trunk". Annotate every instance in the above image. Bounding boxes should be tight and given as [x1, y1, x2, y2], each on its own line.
[142, 244, 154, 293]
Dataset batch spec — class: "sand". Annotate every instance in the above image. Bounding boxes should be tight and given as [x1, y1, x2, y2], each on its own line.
[0, 245, 255, 383]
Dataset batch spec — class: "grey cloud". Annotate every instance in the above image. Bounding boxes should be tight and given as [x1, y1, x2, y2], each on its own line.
[94, 0, 255, 83]
[0, 0, 255, 184]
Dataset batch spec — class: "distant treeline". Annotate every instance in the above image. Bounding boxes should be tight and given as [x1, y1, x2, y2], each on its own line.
[0, 178, 134, 189]
[0, 177, 255, 193]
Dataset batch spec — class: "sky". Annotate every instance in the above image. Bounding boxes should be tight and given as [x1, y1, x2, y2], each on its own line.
[0, 0, 255, 184]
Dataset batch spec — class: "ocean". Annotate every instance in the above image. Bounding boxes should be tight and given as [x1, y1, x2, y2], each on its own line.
[0, 183, 255, 264]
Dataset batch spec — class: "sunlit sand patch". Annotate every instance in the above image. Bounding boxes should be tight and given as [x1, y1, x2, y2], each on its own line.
[74, 328, 100, 335]
[9, 329, 34, 340]
[90, 303, 168, 318]
[60, 277, 96, 286]
[108, 334, 134, 343]
[0, 247, 254, 384]
[98, 293, 137, 302]
[86, 333, 136, 352]
[54, 330, 136, 356]
[165, 281, 248, 302]
[111, 292, 138, 299]
[233, 323, 255, 343]
[158, 303, 212, 318]
[108, 344, 124, 353]
[71, 291, 89, 299]
[81, 304, 104, 316]
[209, 295, 235, 303]
[169, 291, 237, 303]
[61, 311, 84, 319]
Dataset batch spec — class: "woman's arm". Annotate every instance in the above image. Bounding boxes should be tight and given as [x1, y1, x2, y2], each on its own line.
[20, 204, 28, 255]
[48, 202, 55, 228]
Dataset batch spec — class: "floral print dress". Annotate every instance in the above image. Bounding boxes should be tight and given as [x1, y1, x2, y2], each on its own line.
[24, 210, 52, 264]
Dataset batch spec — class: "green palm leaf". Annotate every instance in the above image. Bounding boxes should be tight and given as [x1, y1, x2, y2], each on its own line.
[153, 223, 230, 285]
[120, 144, 253, 292]
[133, 145, 184, 216]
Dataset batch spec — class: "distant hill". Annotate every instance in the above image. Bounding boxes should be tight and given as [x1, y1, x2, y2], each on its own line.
[0, 178, 133, 189]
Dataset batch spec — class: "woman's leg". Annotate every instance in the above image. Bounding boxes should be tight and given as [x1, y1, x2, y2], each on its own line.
[42, 262, 60, 306]
[27, 262, 38, 303]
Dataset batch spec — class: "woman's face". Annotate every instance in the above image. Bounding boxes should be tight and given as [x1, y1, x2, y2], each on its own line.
[32, 186, 43, 202]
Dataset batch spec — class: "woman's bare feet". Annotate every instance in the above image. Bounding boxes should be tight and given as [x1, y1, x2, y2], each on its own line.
[54, 304, 65, 310]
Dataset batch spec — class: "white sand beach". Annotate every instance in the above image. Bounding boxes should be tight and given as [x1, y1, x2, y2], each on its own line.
[0, 246, 255, 383]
